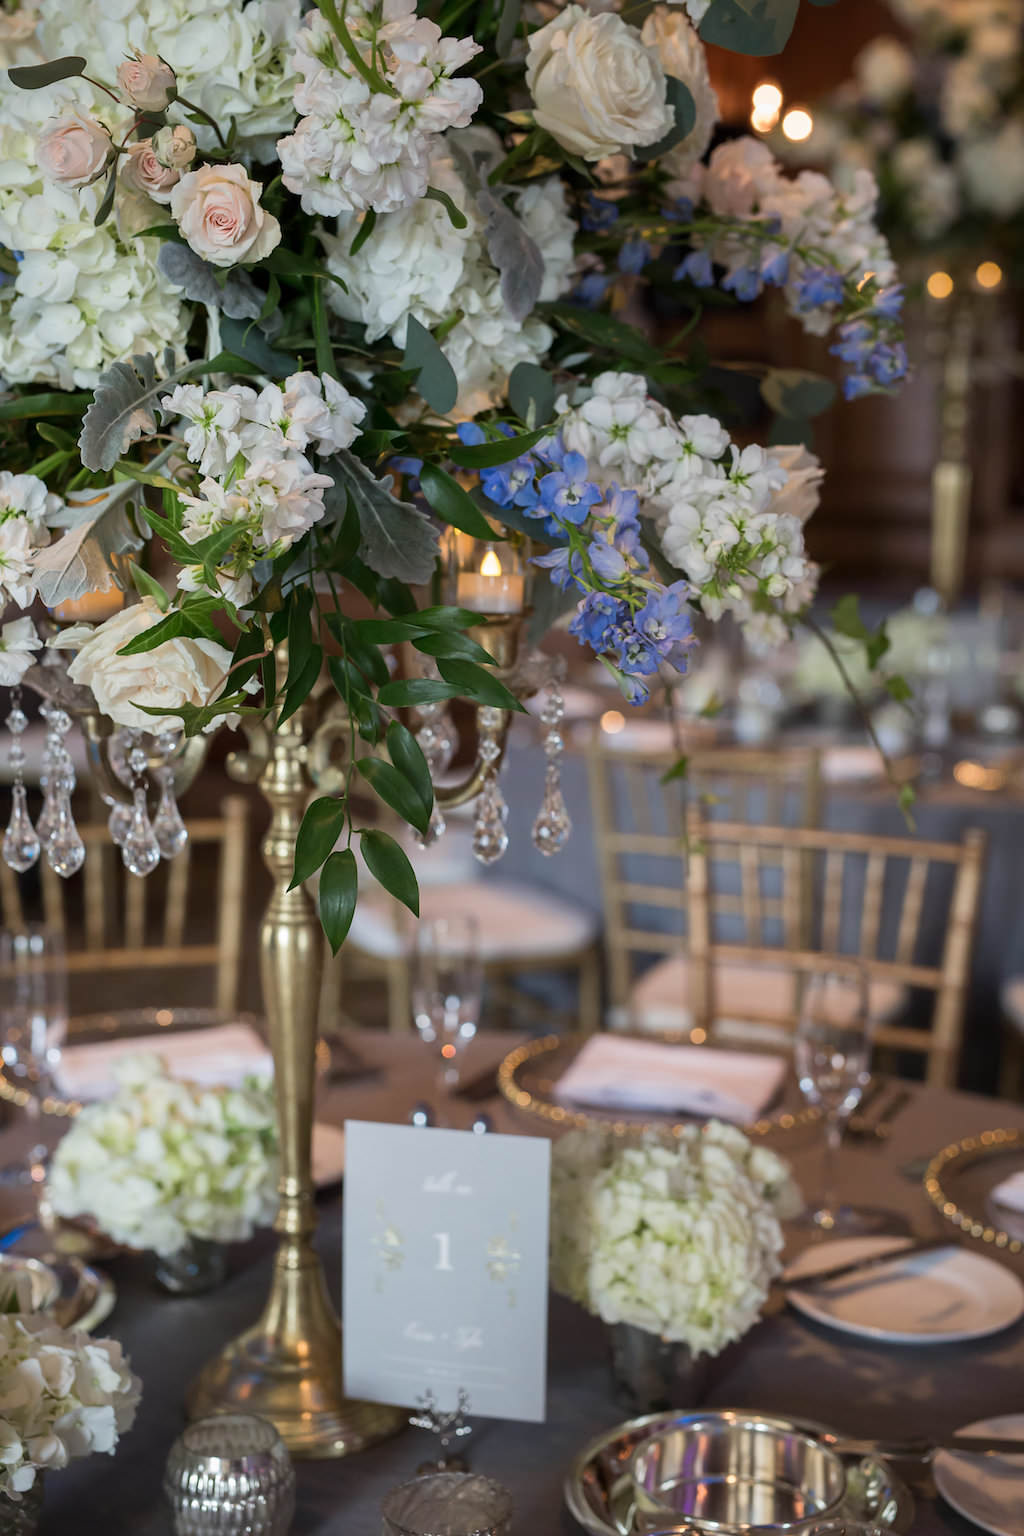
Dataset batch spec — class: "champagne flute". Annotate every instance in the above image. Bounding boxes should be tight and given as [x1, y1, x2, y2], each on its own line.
[794, 965, 874, 1233]
[0, 926, 68, 1193]
[411, 917, 482, 1115]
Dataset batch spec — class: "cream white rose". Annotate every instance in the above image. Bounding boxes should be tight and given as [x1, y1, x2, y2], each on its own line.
[170, 162, 281, 267]
[117, 51, 177, 112]
[36, 109, 111, 188]
[152, 123, 197, 171]
[525, 6, 673, 161]
[120, 139, 179, 204]
[641, 7, 718, 173]
[66, 596, 232, 731]
[766, 444, 824, 524]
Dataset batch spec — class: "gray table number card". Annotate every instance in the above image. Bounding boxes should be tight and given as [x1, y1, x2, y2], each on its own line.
[343, 1121, 551, 1422]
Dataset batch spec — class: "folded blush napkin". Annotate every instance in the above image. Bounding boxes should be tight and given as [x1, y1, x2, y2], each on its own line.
[992, 1170, 1024, 1213]
[54, 1023, 273, 1101]
[555, 1034, 787, 1124]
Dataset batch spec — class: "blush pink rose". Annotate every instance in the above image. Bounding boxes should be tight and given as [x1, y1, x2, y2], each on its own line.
[120, 139, 179, 203]
[36, 109, 112, 188]
[117, 52, 177, 112]
[169, 163, 281, 268]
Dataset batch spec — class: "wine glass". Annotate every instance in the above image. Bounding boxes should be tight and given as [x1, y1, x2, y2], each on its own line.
[794, 965, 875, 1233]
[411, 917, 482, 1114]
[0, 926, 67, 1193]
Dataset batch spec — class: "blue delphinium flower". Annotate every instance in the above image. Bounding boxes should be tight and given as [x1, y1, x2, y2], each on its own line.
[581, 194, 619, 233]
[613, 623, 661, 679]
[661, 195, 694, 223]
[539, 451, 603, 525]
[618, 237, 651, 275]
[632, 583, 695, 668]
[760, 246, 790, 287]
[675, 248, 714, 287]
[569, 591, 624, 653]
[842, 373, 874, 401]
[532, 545, 582, 592]
[723, 266, 762, 302]
[830, 319, 874, 366]
[867, 341, 908, 387]
[574, 272, 612, 308]
[456, 421, 486, 446]
[870, 284, 904, 319]
[388, 455, 423, 487]
[795, 267, 844, 309]
[480, 455, 541, 510]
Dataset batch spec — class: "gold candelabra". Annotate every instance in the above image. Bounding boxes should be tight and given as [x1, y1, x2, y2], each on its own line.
[929, 299, 975, 607]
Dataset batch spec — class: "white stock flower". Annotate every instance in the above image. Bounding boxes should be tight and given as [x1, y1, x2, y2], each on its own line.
[67, 596, 233, 731]
[526, 6, 672, 160]
[0, 618, 42, 687]
[239, 372, 365, 457]
[0, 470, 61, 527]
[0, 520, 40, 610]
[890, 138, 959, 240]
[49, 1054, 278, 1255]
[641, 7, 717, 173]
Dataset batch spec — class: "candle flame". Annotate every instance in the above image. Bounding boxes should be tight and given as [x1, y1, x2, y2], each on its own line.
[480, 549, 503, 578]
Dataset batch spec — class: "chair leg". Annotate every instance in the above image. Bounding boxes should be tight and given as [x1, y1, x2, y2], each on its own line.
[388, 956, 411, 1033]
[578, 945, 602, 1035]
[999, 1020, 1024, 1100]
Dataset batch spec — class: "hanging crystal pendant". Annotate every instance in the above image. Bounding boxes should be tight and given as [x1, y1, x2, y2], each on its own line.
[121, 786, 161, 877]
[153, 768, 188, 859]
[472, 772, 509, 865]
[532, 682, 571, 856]
[2, 690, 39, 872]
[416, 802, 446, 849]
[106, 798, 132, 847]
[46, 790, 85, 877]
[413, 681, 457, 849]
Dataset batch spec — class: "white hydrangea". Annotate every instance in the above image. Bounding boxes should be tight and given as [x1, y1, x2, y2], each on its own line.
[49, 1053, 279, 1257]
[556, 370, 821, 645]
[0, 1312, 140, 1499]
[0, 82, 187, 390]
[889, 138, 960, 240]
[323, 149, 576, 416]
[959, 116, 1024, 217]
[34, 0, 302, 155]
[549, 1123, 799, 1353]
[277, 1, 482, 217]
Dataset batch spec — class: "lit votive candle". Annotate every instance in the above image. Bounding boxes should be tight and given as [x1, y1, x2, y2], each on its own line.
[455, 549, 524, 614]
[52, 584, 125, 624]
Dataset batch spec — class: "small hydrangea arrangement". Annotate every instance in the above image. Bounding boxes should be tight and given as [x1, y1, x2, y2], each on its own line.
[550, 1122, 801, 1355]
[0, 1312, 140, 1502]
[48, 1054, 278, 1258]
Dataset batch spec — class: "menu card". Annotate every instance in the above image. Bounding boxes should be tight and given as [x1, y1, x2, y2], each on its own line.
[343, 1121, 550, 1422]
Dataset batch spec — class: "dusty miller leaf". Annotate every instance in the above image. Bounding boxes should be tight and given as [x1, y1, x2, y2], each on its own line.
[157, 243, 264, 321]
[78, 353, 162, 473]
[477, 189, 544, 325]
[325, 449, 439, 585]
[32, 483, 145, 605]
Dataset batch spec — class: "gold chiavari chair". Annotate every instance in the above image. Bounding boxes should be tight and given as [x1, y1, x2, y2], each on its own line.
[685, 803, 987, 1088]
[587, 739, 823, 1032]
[0, 794, 250, 1017]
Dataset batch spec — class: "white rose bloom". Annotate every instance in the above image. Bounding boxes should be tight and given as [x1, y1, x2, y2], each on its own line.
[66, 596, 233, 732]
[853, 36, 915, 105]
[641, 7, 718, 173]
[766, 445, 824, 524]
[526, 6, 673, 161]
[960, 117, 1024, 217]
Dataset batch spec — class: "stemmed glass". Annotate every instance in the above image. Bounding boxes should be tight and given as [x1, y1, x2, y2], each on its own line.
[0, 926, 68, 1195]
[794, 965, 875, 1233]
[411, 916, 482, 1119]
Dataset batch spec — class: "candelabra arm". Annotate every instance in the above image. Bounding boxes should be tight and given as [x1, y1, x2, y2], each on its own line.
[434, 711, 513, 810]
[226, 717, 272, 785]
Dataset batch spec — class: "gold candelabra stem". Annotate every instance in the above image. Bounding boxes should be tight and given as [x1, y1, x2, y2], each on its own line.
[930, 299, 975, 607]
[186, 646, 404, 1457]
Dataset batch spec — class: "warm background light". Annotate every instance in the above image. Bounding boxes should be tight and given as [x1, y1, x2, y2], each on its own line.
[781, 107, 813, 142]
[926, 270, 954, 300]
[976, 260, 1003, 289]
[750, 80, 782, 133]
[600, 710, 625, 735]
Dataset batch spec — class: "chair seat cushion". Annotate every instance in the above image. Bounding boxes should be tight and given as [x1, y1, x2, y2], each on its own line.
[625, 954, 907, 1037]
[1002, 977, 1024, 1032]
[348, 880, 598, 962]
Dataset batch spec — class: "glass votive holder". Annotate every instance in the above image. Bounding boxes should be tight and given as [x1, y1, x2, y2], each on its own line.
[381, 1471, 513, 1536]
[164, 1413, 295, 1536]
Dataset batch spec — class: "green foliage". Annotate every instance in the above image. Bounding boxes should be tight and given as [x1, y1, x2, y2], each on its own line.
[660, 756, 689, 785]
[290, 797, 347, 889]
[636, 77, 697, 161]
[419, 462, 495, 540]
[8, 56, 86, 88]
[403, 315, 458, 414]
[319, 850, 358, 954]
[356, 756, 430, 835]
[436, 657, 526, 711]
[359, 829, 419, 916]
[449, 425, 551, 469]
[128, 563, 169, 611]
[386, 721, 434, 823]
[508, 363, 556, 428]
[700, 0, 799, 55]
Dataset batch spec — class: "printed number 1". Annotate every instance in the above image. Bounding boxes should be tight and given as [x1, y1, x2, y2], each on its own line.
[433, 1232, 453, 1272]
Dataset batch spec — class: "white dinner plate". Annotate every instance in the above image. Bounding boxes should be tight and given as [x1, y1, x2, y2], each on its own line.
[934, 1415, 1024, 1536]
[311, 1123, 345, 1189]
[784, 1236, 1024, 1344]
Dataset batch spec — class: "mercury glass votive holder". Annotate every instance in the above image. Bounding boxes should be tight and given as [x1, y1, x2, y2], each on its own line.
[381, 1471, 513, 1536]
[164, 1413, 295, 1536]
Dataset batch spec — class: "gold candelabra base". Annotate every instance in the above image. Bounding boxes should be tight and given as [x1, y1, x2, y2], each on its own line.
[186, 1238, 404, 1457]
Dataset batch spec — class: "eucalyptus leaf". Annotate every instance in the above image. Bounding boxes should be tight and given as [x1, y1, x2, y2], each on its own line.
[326, 449, 440, 585]
[319, 849, 358, 955]
[403, 315, 458, 414]
[636, 77, 697, 161]
[699, 0, 799, 55]
[761, 368, 836, 418]
[32, 483, 145, 605]
[157, 244, 264, 320]
[508, 362, 555, 427]
[9, 56, 86, 89]
[79, 353, 161, 473]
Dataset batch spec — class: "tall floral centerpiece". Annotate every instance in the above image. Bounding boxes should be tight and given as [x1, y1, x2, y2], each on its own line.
[0, 0, 907, 1454]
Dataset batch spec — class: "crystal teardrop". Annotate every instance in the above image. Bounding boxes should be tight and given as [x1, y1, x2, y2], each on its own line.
[45, 793, 85, 878]
[121, 786, 161, 877]
[2, 784, 39, 872]
[472, 776, 509, 866]
[532, 772, 572, 856]
[153, 774, 188, 859]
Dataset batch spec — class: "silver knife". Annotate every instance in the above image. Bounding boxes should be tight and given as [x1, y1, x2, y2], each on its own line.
[832, 1435, 1024, 1460]
[783, 1237, 954, 1290]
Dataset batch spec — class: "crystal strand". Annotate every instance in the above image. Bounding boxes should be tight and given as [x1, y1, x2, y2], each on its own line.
[35, 702, 59, 849]
[42, 707, 84, 877]
[472, 706, 509, 865]
[412, 678, 456, 848]
[532, 682, 572, 856]
[152, 767, 188, 859]
[121, 743, 161, 877]
[2, 688, 39, 872]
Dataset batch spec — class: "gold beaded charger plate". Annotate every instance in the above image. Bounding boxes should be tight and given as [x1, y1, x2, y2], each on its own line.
[566, 1409, 914, 1536]
[924, 1128, 1024, 1254]
[0, 1240, 115, 1332]
[498, 1034, 817, 1138]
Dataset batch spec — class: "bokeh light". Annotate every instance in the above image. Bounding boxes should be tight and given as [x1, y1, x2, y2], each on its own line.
[781, 107, 813, 142]
[600, 710, 625, 734]
[926, 270, 954, 300]
[976, 261, 1003, 289]
[750, 81, 782, 133]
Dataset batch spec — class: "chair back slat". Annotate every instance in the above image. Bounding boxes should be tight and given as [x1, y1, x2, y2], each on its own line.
[0, 862, 24, 931]
[685, 805, 987, 1086]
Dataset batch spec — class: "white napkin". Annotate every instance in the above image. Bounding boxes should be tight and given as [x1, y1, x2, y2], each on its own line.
[555, 1034, 787, 1124]
[54, 1024, 273, 1101]
[992, 1170, 1024, 1213]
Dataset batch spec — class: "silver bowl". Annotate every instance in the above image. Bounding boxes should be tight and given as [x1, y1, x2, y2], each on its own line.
[632, 1415, 849, 1533]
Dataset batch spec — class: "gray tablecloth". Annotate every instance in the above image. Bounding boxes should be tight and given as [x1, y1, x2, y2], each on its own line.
[5, 1030, 1022, 1536]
